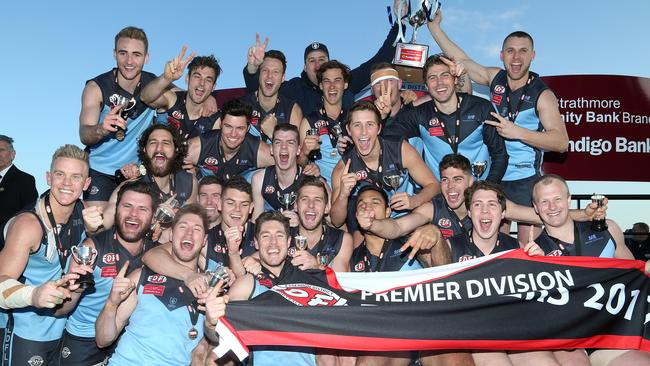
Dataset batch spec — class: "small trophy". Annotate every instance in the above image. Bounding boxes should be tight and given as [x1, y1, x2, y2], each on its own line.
[114, 164, 147, 185]
[71, 245, 98, 289]
[206, 263, 230, 290]
[306, 128, 321, 160]
[280, 192, 297, 211]
[591, 194, 608, 232]
[330, 124, 344, 157]
[109, 94, 136, 141]
[472, 161, 487, 181]
[153, 198, 180, 228]
[383, 174, 403, 192]
[295, 235, 308, 251]
[393, 0, 439, 68]
[318, 253, 330, 267]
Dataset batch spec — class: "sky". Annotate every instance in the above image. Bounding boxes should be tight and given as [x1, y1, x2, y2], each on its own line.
[1, 0, 649, 230]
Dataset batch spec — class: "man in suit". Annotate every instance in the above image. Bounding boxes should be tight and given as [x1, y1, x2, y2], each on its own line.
[0, 135, 38, 238]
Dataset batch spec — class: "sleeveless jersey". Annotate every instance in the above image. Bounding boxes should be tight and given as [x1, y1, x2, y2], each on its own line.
[535, 221, 617, 258]
[164, 91, 220, 139]
[261, 166, 306, 212]
[138, 170, 193, 205]
[197, 130, 260, 180]
[243, 91, 297, 144]
[108, 266, 203, 366]
[0, 198, 85, 341]
[204, 222, 257, 271]
[88, 69, 157, 174]
[430, 194, 472, 239]
[351, 237, 422, 272]
[385, 94, 507, 182]
[66, 228, 153, 338]
[304, 108, 347, 183]
[449, 231, 520, 263]
[287, 226, 345, 265]
[490, 70, 549, 181]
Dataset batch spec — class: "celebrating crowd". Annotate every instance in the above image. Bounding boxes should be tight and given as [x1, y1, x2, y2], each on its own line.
[0, 3, 648, 366]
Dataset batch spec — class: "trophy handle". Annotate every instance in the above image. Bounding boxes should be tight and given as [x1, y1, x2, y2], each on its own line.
[71, 246, 81, 262]
[90, 248, 98, 265]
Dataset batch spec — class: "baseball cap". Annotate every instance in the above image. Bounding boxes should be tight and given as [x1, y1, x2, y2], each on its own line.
[304, 42, 329, 61]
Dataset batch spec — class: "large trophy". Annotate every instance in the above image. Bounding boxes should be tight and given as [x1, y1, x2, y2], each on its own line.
[472, 161, 487, 181]
[109, 94, 136, 141]
[590, 194, 608, 232]
[393, 0, 440, 68]
[71, 245, 98, 289]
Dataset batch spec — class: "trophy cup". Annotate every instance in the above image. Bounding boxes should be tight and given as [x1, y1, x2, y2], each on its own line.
[472, 161, 487, 181]
[393, 0, 440, 68]
[109, 94, 136, 141]
[318, 253, 330, 267]
[71, 245, 98, 289]
[153, 198, 180, 228]
[280, 192, 297, 211]
[330, 124, 344, 157]
[383, 174, 404, 192]
[206, 263, 230, 290]
[591, 194, 608, 232]
[306, 128, 321, 160]
[114, 164, 147, 185]
[295, 235, 308, 251]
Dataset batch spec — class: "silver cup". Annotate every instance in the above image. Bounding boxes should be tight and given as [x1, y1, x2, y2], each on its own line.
[71, 245, 98, 289]
[407, 0, 439, 43]
[109, 95, 135, 141]
[154, 198, 180, 227]
[383, 174, 403, 191]
[206, 263, 230, 289]
[591, 193, 608, 232]
[318, 253, 330, 267]
[331, 124, 343, 139]
[307, 128, 319, 136]
[472, 161, 487, 181]
[295, 235, 308, 251]
[280, 192, 297, 211]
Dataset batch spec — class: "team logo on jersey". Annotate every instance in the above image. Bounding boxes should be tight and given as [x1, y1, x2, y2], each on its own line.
[458, 255, 476, 262]
[429, 118, 440, 126]
[172, 110, 184, 119]
[493, 85, 506, 94]
[491, 95, 503, 105]
[103, 253, 118, 265]
[288, 247, 297, 257]
[355, 170, 368, 181]
[271, 283, 348, 307]
[167, 116, 181, 129]
[438, 218, 452, 228]
[89, 186, 100, 195]
[315, 119, 328, 128]
[354, 261, 365, 271]
[251, 117, 259, 126]
[61, 347, 71, 358]
[28, 355, 44, 366]
[586, 234, 598, 243]
[547, 249, 563, 257]
[252, 110, 261, 118]
[264, 185, 275, 194]
[204, 157, 218, 166]
[147, 275, 167, 284]
[214, 244, 226, 253]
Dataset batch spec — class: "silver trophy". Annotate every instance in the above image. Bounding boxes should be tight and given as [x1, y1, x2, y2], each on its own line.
[280, 192, 297, 211]
[295, 235, 308, 251]
[318, 253, 330, 267]
[331, 124, 343, 139]
[153, 198, 179, 227]
[383, 174, 404, 191]
[472, 161, 487, 181]
[306, 128, 321, 160]
[71, 245, 98, 289]
[206, 263, 230, 289]
[591, 194, 608, 232]
[109, 94, 136, 141]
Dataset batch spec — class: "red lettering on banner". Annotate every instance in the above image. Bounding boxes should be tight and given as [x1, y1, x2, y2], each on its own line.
[143, 284, 165, 296]
[399, 48, 424, 62]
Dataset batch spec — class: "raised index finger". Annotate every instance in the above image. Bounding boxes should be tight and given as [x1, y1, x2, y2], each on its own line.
[116, 260, 130, 278]
[528, 225, 535, 244]
[439, 56, 454, 66]
[343, 159, 351, 175]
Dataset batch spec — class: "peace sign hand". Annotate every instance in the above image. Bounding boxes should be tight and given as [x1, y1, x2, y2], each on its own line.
[374, 81, 392, 119]
[164, 45, 196, 82]
[247, 33, 269, 71]
[439, 56, 467, 79]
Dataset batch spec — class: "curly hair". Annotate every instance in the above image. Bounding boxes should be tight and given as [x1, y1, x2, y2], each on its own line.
[137, 124, 188, 173]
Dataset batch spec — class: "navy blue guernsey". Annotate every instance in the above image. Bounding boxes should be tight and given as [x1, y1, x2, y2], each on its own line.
[430, 194, 472, 239]
[138, 170, 193, 205]
[287, 226, 345, 265]
[350, 237, 422, 272]
[243, 92, 297, 144]
[88, 69, 157, 174]
[204, 222, 257, 271]
[164, 91, 220, 139]
[304, 108, 347, 183]
[384, 93, 508, 182]
[261, 166, 306, 212]
[449, 231, 520, 263]
[490, 70, 549, 181]
[197, 130, 260, 179]
[535, 221, 617, 259]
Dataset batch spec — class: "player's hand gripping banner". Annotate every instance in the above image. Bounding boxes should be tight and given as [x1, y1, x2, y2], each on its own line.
[215, 249, 650, 360]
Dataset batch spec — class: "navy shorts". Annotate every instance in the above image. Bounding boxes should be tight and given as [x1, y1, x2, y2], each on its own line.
[54, 330, 112, 366]
[83, 168, 117, 202]
[500, 174, 540, 207]
[2, 330, 59, 366]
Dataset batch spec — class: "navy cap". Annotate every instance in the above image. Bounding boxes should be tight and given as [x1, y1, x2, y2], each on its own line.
[304, 42, 329, 61]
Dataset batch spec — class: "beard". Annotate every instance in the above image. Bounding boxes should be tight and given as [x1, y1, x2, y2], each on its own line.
[143, 153, 174, 177]
[115, 211, 149, 243]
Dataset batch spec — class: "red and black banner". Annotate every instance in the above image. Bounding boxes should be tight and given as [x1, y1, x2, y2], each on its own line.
[216, 249, 650, 359]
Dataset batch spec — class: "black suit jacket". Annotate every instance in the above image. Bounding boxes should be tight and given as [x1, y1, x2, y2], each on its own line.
[0, 165, 38, 229]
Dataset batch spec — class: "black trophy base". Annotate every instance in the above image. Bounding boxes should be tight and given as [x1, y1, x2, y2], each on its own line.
[78, 274, 95, 289]
[591, 219, 608, 232]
